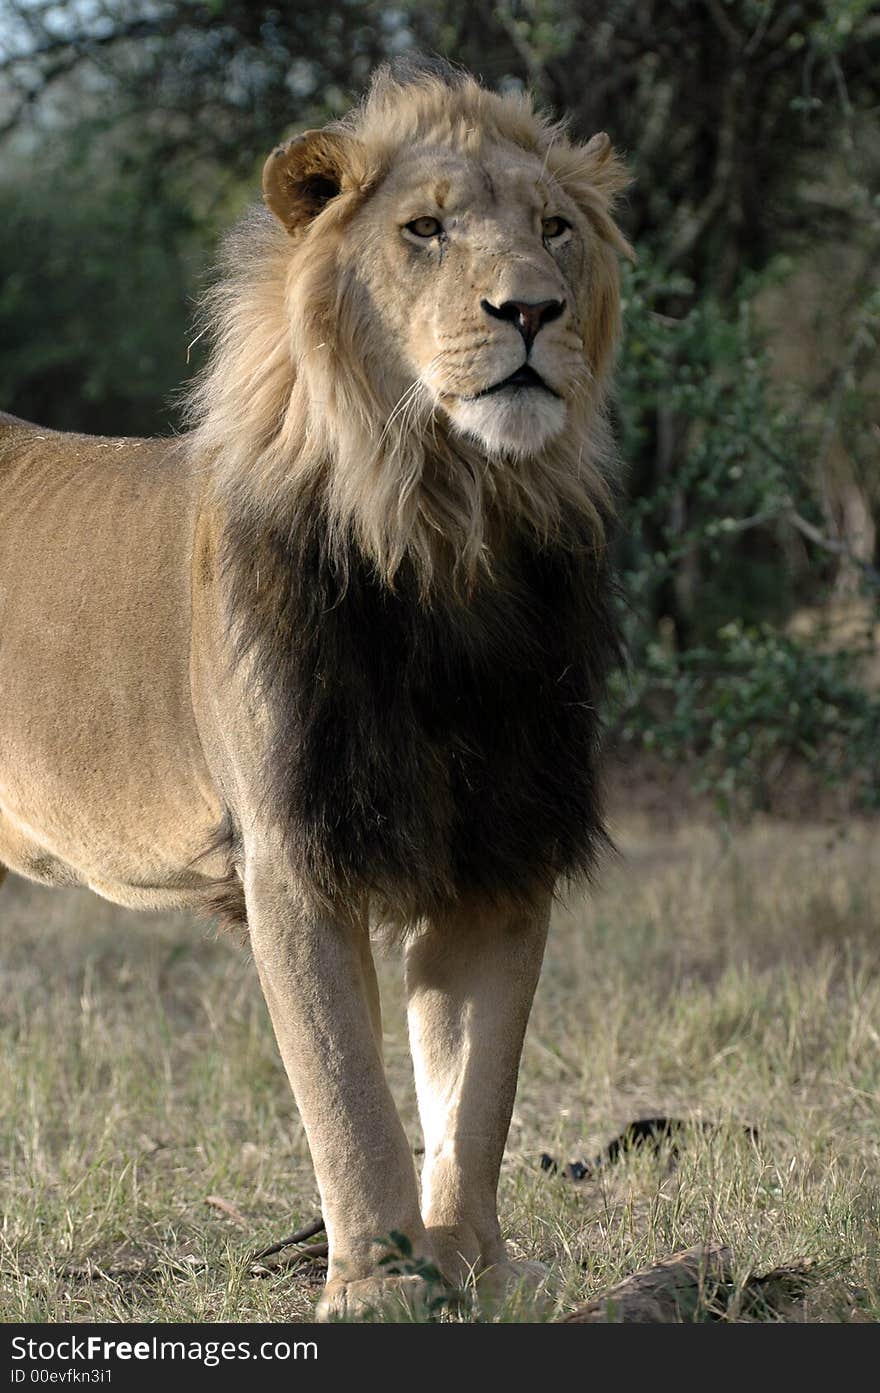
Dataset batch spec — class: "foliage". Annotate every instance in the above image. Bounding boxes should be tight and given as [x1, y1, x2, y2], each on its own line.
[611, 622, 880, 814]
[609, 255, 880, 810]
[615, 258, 818, 637]
[0, 156, 208, 436]
[378, 1231, 454, 1315]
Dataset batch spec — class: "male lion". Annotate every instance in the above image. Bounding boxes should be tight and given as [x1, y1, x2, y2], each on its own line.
[0, 57, 630, 1318]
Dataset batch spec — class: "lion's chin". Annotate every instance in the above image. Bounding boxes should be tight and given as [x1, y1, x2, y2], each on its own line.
[446, 391, 567, 460]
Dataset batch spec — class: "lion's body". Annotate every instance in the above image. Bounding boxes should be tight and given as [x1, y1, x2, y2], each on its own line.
[0, 414, 225, 909]
[1, 59, 629, 1318]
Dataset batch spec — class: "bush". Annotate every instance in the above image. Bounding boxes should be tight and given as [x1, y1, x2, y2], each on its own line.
[609, 257, 880, 811]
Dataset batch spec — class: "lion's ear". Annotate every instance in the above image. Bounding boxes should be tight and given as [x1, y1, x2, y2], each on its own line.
[263, 129, 361, 233]
[584, 131, 612, 162]
[582, 131, 631, 205]
[550, 132, 635, 261]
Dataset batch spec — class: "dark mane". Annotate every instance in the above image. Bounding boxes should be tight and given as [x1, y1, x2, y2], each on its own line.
[218, 503, 619, 931]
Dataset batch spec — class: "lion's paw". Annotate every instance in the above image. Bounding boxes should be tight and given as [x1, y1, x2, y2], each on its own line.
[316, 1273, 438, 1322]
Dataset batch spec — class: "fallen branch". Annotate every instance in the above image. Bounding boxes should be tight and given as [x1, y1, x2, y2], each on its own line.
[541, 1116, 757, 1181]
[250, 1216, 326, 1265]
[249, 1242, 329, 1278]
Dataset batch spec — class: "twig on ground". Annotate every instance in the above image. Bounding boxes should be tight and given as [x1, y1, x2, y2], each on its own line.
[206, 1194, 249, 1228]
[250, 1217, 326, 1265]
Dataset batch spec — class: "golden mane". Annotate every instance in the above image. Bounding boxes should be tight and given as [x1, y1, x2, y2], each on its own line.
[184, 62, 632, 593]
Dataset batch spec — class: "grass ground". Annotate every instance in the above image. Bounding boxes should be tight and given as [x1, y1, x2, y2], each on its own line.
[2, 815, 879, 1322]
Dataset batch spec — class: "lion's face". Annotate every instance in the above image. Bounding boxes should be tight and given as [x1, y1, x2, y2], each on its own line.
[262, 84, 629, 468]
[347, 143, 592, 460]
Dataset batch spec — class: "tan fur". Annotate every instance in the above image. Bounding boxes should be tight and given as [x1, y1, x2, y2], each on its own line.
[0, 63, 629, 1318]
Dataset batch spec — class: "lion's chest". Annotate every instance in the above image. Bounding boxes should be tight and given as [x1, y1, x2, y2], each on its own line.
[231, 525, 615, 919]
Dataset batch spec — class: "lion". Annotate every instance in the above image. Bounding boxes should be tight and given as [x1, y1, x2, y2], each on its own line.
[0, 56, 630, 1319]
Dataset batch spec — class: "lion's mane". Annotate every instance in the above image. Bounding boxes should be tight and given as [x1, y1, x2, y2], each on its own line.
[186, 59, 628, 930]
[185, 59, 630, 592]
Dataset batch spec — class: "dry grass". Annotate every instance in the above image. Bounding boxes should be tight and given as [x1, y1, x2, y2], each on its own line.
[1, 816, 879, 1322]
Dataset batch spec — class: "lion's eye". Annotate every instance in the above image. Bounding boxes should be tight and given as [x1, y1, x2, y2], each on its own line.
[542, 215, 570, 240]
[405, 216, 443, 239]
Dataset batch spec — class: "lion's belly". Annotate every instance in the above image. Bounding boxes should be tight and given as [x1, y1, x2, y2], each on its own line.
[0, 804, 221, 911]
[0, 418, 226, 905]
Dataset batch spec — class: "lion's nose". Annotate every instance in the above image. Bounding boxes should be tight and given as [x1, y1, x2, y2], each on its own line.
[480, 297, 565, 351]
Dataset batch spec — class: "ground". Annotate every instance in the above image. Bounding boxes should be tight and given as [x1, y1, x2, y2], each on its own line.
[1, 814, 879, 1322]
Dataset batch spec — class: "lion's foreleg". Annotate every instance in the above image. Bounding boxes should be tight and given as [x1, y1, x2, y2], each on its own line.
[356, 914, 384, 1057]
[244, 851, 429, 1317]
[404, 892, 551, 1288]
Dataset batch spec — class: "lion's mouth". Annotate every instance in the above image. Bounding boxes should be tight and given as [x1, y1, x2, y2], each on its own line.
[467, 364, 560, 400]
